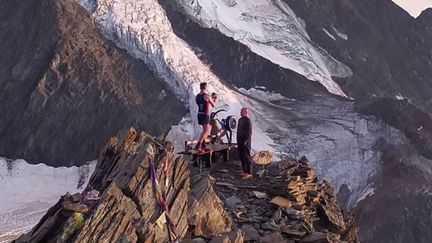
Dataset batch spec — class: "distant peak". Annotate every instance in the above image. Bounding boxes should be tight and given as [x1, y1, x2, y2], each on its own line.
[417, 8, 432, 22]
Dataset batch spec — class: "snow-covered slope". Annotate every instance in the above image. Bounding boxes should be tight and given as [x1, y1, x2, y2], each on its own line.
[0, 158, 95, 242]
[172, 0, 352, 97]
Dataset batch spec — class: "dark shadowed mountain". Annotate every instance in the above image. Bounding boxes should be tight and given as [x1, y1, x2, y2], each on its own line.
[0, 0, 186, 166]
[284, 0, 432, 113]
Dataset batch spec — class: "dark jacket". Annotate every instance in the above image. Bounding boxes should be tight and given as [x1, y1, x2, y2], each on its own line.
[237, 116, 252, 142]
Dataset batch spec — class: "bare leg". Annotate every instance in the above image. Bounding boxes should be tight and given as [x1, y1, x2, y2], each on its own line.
[201, 124, 211, 146]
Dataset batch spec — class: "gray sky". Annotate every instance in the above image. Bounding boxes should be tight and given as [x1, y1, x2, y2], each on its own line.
[392, 0, 432, 17]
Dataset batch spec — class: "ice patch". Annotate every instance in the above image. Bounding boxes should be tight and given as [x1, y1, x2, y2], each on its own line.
[238, 87, 286, 102]
[396, 93, 407, 100]
[76, 0, 97, 12]
[332, 26, 348, 40]
[357, 187, 375, 203]
[322, 28, 336, 41]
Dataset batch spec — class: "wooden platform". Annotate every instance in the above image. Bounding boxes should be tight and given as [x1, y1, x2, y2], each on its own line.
[178, 143, 237, 171]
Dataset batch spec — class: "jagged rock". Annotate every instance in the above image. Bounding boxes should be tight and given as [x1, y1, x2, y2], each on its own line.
[282, 208, 303, 219]
[71, 193, 83, 203]
[262, 222, 280, 232]
[216, 182, 238, 190]
[16, 128, 190, 243]
[252, 191, 268, 199]
[210, 229, 244, 243]
[270, 196, 293, 208]
[260, 232, 286, 243]
[62, 202, 88, 214]
[280, 226, 307, 238]
[241, 224, 260, 241]
[182, 238, 207, 243]
[256, 169, 266, 178]
[317, 182, 346, 232]
[225, 196, 242, 208]
[188, 173, 232, 238]
[299, 232, 327, 242]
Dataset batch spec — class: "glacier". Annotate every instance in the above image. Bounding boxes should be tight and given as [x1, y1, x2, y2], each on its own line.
[86, 0, 277, 152]
[171, 0, 352, 97]
[0, 158, 95, 242]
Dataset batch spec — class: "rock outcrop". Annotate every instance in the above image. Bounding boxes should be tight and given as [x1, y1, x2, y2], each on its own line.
[355, 145, 432, 243]
[0, 0, 185, 166]
[16, 128, 191, 242]
[188, 174, 232, 238]
[16, 129, 357, 242]
[357, 97, 432, 159]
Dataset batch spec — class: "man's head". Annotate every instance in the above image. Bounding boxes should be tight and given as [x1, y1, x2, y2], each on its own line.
[200, 82, 207, 91]
[240, 107, 248, 117]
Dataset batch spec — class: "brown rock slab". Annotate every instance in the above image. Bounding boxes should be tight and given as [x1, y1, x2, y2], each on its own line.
[241, 224, 260, 241]
[210, 229, 244, 243]
[259, 232, 286, 243]
[189, 174, 232, 238]
[62, 202, 88, 214]
[270, 196, 293, 208]
[280, 225, 307, 238]
[299, 232, 329, 243]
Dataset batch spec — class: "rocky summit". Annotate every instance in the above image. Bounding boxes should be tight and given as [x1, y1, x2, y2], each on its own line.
[16, 129, 358, 243]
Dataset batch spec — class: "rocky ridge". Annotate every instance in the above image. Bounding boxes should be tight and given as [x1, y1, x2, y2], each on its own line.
[16, 128, 191, 242]
[16, 129, 358, 242]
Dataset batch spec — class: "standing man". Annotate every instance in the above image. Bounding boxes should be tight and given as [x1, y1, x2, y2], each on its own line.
[237, 107, 253, 179]
[195, 82, 217, 153]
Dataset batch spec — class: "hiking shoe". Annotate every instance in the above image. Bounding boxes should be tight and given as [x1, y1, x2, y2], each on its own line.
[202, 147, 211, 152]
[201, 144, 211, 152]
[195, 148, 205, 154]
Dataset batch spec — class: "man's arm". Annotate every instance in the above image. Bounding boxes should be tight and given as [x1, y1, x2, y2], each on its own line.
[244, 118, 252, 145]
[248, 118, 252, 138]
[205, 94, 216, 107]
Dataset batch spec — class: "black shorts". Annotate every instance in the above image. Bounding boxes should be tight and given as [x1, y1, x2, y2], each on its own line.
[197, 114, 210, 125]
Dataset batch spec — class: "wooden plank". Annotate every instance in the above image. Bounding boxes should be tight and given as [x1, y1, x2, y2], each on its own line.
[179, 143, 237, 156]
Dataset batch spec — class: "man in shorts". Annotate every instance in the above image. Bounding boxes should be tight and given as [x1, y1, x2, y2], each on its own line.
[195, 82, 217, 153]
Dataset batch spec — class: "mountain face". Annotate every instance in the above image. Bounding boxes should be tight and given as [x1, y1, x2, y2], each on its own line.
[1, 0, 432, 242]
[284, 0, 432, 113]
[159, 0, 341, 101]
[0, 0, 185, 166]
[355, 145, 432, 243]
